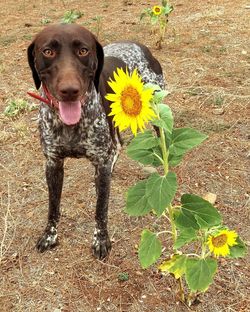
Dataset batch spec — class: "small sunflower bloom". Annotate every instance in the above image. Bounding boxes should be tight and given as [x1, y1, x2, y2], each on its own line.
[105, 68, 156, 136]
[207, 229, 238, 257]
[152, 5, 162, 16]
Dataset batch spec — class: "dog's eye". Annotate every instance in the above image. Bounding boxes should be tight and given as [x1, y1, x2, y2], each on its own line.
[42, 48, 56, 57]
[78, 48, 89, 57]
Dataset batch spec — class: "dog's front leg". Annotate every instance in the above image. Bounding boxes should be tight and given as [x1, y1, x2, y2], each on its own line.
[37, 157, 64, 252]
[92, 162, 112, 259]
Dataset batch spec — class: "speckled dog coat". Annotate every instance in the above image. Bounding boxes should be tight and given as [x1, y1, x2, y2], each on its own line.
[27, 24, 164, 259]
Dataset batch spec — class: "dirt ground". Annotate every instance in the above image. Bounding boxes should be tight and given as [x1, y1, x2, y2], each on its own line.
[0, 0, 249, 311]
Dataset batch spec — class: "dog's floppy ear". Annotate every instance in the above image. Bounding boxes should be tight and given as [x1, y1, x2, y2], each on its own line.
[27, 42, 41, 90]
[94, 39, 104, 92]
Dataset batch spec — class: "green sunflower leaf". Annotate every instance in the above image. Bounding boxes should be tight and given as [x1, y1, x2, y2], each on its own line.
[127, 131, 162, 166]
[168, 153, 183, 167]
[153, 90, 169, 104]
[163, 5, 174, 16]
[144, 83, 162, 92]
[127, 148, 160, 166]
[159, 254, 187, 279]
[125, 180, 152, 216]
[139, 229, 162, 269]
[151, 104, 173, 133]
[169, 127, 207, 156]
[174, 228, 197, 249]
[228, 237, 247, 258]
[175, 194, 222, 230]
[151, 15, 159, 25]
[127, 130, 158, 150]
[146, 172, 177, 216]
[185, 258, 217, 292]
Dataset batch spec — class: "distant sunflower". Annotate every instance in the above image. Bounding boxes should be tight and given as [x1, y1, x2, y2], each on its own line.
[207, 229, 238, 257]
[152, 5, 162, 16]
[105, 68, 155, 136]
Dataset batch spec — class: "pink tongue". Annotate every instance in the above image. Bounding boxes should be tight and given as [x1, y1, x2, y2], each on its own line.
[59, 101, 82, 125]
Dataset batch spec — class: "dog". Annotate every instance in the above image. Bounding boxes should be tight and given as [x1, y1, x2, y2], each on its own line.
[27, 23, 164, 259]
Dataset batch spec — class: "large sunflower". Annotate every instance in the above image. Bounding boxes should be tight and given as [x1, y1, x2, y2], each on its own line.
[207, 229, 238, 257]
[105, 68, 155, 136]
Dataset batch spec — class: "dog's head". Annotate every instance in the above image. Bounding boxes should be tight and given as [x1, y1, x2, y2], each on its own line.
[27, 24, 104, 125]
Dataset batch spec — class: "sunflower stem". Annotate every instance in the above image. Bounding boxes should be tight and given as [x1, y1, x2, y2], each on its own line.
[157, 230, 173, 236]
[168, 203, 177, 248]
[201, 236, 207, 259]
[186, 253, 200, 258]
[178, 277, 185, 302]
[158, 121, 177, 249]
[153, 152, 164, 165]
[159, 127, 169, 175]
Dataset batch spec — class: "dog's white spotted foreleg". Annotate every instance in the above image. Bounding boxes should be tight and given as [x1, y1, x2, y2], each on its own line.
[92, 226, 111, 259]
[36, 157, 64, 253]
[36, 225, 58, 252]
[92, 162, 112, 259]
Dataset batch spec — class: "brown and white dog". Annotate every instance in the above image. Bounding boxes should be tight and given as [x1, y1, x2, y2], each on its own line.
[27, 23, 164, 259]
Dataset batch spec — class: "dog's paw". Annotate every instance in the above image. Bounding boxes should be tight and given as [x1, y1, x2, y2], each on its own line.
[92, 228, 111, 260]
[36, 226, 58, 252]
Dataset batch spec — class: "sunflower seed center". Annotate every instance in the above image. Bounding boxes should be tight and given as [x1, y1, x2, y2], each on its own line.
[121, 86, 142, 116]
[212, 234, 228, 248]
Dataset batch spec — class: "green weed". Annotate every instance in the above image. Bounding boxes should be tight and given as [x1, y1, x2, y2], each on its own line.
[61, 10, 84, 24]
[4, 99, 37, 117]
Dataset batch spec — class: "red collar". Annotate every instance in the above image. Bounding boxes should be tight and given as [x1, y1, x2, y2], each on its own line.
[27, 84, 59, 109]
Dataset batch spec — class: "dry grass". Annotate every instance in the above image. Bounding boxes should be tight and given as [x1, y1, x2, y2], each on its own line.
[0, 0, 249, 311]
[0, 183, 16, 265]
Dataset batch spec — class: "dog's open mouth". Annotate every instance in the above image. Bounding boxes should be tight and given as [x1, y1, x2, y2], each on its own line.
[58, 100, 82, 126]
[28, 84, 87, 126]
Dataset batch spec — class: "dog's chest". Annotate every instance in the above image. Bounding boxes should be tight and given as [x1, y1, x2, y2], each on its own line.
[39, 100, 114, 164]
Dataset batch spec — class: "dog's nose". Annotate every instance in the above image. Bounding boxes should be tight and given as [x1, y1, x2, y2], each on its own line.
[58, 85, 80, 100]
